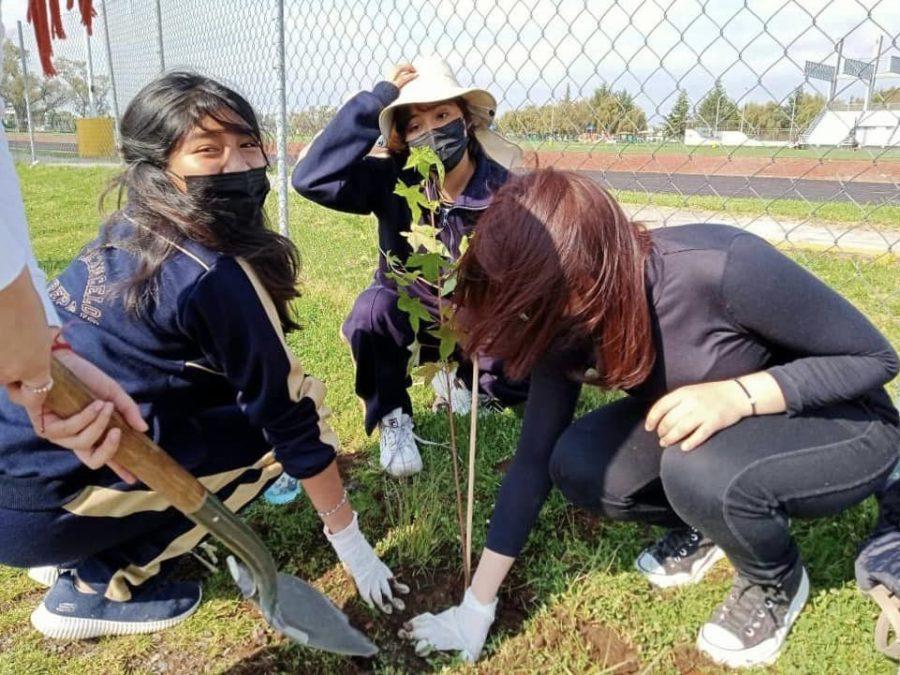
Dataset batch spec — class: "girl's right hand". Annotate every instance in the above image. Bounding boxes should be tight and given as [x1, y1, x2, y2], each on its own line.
[400, 589, 497, 662]
[390, 63, 418, 90]
[14, 350, 148, 484]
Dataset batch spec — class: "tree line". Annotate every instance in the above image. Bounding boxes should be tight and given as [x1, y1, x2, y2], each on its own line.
[496, 78, 897, 141]
[2, 41, 111, 132]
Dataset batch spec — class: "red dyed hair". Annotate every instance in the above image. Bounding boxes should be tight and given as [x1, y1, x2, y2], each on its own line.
[456, 168, 655, 388]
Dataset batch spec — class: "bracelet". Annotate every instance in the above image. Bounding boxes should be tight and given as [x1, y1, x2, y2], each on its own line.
[316, 489, 349, 519]
[22, 378, 54, 395]
[733, 378, 757, 416]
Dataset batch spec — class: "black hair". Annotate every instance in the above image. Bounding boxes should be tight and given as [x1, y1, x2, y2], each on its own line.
[101, 71, 300, 331]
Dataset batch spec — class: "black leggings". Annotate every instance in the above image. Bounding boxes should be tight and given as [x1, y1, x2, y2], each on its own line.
[548, 396, 900, 585]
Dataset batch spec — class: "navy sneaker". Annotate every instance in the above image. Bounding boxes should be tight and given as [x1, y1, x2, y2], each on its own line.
[31, 572, 201, 639]
[263, 473, 302, 505]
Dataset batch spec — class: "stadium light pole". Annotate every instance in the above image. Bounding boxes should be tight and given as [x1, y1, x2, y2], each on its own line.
[829, 38, 843, 109]
[863, 35, 883, 113]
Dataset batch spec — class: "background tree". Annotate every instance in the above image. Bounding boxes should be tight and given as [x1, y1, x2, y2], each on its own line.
[2, 41, 68, 131]
[873, 87, 900, 108]
[696, 78, 739, 133]
[588, 85, 647, 135]
[496, 85, 647, 139]
[54, 57, 111, 117]
[288, 105, 338, 138]
[782, 86, 826, 139]
[663, 89, 691, 139]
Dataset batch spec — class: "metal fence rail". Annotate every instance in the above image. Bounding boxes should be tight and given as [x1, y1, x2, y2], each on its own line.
[2, 1, 898, 343]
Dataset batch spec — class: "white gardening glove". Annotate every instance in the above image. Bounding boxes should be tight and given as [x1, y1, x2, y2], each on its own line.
[400, 588, 497, 662]
[324, 511, 409, 613]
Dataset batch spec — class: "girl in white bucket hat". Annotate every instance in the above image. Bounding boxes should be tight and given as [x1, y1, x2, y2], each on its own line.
[293, 56, 528, 479]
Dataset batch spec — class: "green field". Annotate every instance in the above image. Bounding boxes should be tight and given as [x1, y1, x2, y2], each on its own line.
[513, 139, 900, 161]
[0, 164, 898, 674]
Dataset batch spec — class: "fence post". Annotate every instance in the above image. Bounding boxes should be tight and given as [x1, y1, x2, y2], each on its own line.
[100, 0, 121, 148]
[16, 21, 37, 165]
[154, 0, 166, 73]
[84, 24, 98, 117]
[274, 0, 289, 237]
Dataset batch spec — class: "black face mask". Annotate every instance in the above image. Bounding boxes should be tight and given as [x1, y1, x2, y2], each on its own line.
[408, 117, 468, 171]
[183, 166, 270, 227]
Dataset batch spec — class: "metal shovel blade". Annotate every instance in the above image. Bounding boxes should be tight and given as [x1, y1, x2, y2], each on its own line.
[227, 556, 377, 657]
[271, 572, 378, 657]
[192, 493, 378, 657]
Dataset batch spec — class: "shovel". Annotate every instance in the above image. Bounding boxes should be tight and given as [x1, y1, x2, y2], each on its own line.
[46, 356, 378, 657]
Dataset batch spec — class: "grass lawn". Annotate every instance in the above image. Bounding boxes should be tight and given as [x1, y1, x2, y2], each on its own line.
[1, 164, 898, 674]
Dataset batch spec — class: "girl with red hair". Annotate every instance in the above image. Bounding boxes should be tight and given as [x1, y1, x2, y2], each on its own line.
[402, 168, 899, 668]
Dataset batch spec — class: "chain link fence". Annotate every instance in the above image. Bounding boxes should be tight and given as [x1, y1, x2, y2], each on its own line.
[3, 0, 898, 376]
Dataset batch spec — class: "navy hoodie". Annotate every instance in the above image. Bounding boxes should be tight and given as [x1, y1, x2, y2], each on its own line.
[291, 81, 510, 291]
[0, 218, 339, 511]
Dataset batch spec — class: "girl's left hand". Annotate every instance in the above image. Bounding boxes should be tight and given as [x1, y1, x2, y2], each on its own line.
[645, 380, 753, 451]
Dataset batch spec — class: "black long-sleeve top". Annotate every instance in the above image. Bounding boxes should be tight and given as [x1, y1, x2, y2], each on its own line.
[486, 224, 899, 557]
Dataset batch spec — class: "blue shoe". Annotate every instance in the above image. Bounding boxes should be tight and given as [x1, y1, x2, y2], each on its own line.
[30, 572, 201, 639]
[263, 473, 302, 505]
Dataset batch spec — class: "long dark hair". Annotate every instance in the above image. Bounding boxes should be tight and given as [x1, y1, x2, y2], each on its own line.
[101, 71, 300, 331]
[456, 168, 654, 388]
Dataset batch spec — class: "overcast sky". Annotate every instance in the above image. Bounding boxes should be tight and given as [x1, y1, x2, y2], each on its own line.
[3, 0, 898, 122]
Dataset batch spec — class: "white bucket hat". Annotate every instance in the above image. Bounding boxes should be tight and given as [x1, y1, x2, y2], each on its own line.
[378, 56, 523, 169]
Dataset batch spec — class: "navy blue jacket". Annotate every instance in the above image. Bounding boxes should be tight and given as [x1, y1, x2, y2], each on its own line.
[291, 81, 510, 287]
[0, 218, 339, 511]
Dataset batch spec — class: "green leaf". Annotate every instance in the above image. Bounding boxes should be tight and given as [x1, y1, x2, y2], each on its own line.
[406, 339, 422, 376]
[441, 273, 458, 297]
[428, 323, 460, 361]
[394, 181, 434, 223]
[413, 361, 444, 385]
[396, 292, 433, 334]
[386, 268, 421, 287]
[405, 145, 445, 186]
[458, 233, 471, 256]
[404, 223, 450, 257]
[407, 252, 443, 281]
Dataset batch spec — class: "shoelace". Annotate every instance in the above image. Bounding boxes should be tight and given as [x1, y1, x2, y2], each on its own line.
[381, 419, 407, 469]
[716, 576, 787, 640]
[652, 527, 702, 563]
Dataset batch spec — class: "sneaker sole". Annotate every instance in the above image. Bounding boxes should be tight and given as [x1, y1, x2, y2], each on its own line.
[30, 589, 202, 640]
[636, 546, 727, 589]
[696, 568, 810, 669]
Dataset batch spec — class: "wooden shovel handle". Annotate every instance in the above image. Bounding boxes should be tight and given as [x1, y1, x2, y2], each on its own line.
[46, 356, 207, 514]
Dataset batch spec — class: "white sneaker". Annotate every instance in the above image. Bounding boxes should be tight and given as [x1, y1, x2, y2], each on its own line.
[431, 369, 471, 415]
[379, 408, 423, 477]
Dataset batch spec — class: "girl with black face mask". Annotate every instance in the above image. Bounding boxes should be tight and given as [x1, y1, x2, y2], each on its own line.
[0, 72, 406, 641]
[293, 56, 528, 480]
